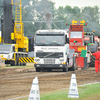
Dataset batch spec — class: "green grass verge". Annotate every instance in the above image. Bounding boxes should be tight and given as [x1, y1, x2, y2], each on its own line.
[17, 83, 100, 100]
[0, 63, 34, 69]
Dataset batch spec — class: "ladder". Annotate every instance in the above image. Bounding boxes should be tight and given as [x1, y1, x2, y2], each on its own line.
[15, 0, 22, 23]
[11, 0, 24, 38]
[11, 0, 28, 52]
[11, 0, 22, 23]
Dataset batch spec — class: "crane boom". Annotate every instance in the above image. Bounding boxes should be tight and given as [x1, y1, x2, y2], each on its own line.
[11, 0, 28, 52]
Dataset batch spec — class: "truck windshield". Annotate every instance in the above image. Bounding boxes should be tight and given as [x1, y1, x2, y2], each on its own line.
[84, 40, 90, 44]
[95, 41, 97, 45]
[0, 45, 11, 53]
[35, 34, 65, 46]
[70, 32, 82, 38]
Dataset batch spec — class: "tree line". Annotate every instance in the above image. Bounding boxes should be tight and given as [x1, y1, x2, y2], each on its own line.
[0, 0, 100, 37]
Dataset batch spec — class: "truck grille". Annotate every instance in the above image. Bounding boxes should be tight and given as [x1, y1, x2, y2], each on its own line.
[44, 58, 55, 64]
[36, 52, 63, 58]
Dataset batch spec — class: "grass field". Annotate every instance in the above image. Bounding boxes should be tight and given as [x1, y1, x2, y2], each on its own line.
[0, 63, 34, 69]
[16, 83, 100, 100]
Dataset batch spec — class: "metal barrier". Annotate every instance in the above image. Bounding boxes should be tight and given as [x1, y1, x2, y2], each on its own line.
[19, 57, 34, 63]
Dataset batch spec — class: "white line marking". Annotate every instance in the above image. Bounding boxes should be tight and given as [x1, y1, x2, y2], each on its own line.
[6, 81, 100, 100]
[6, 95, 29, 100]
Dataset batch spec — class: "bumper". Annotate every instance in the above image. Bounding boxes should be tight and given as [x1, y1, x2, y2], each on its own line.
[34, 64, 67, 69]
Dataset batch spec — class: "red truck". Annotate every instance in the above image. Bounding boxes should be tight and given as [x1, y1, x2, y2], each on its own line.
[66, 20, 90, 70]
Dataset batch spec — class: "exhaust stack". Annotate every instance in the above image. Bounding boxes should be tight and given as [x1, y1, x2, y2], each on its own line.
[45, 12, 52, 29]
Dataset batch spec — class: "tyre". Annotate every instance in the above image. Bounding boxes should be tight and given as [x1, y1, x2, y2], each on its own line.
[70, 57, 76, 71]
[81, 63, 89, 70]
[63, 66, 68, 72]
[89, 55, 95, 67]
[20, 63, 26, 66]
[10, 61, 15, 66]
[23, 63, 26, 66]
[15, 53, 19, 66]
[36, 68, 41, 72]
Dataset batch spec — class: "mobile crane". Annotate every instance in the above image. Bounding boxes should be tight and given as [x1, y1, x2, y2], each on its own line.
[0, 0, 29, 66]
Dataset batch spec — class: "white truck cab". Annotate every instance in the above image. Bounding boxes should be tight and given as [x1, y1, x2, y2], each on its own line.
[0, 44, 27, 66]
[34, 30, 72, 72]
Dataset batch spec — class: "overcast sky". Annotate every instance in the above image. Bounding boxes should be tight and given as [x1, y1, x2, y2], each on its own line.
[52, 0, 100, 8]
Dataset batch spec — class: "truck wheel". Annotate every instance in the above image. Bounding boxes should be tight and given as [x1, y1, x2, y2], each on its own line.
[20, 62, 26, 66]
[70, 57, 76, 71]
[11, 61, 15, 66]
[15, 54, 19, 66]
[22, 54, 27, 66]
[89, 55, 95, 67]
[23, 63, 26, 66]
[63, 67, 68, 72]
[36, 68, 41, 72]
[81, 63, 89, 70]
[71, 65, 76, 71]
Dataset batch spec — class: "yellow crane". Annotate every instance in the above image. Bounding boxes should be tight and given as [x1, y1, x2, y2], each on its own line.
[11, 0, 28, 52]
[0, 0, 34, 66]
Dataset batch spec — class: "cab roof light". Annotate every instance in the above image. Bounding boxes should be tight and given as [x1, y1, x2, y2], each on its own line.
[84, 23, 87, 26]
[84, 32, 87, 35]
[91, 44, 94, 46]
[93, 30, 95, 33]
[74, 41, 77, 43]
[66, 23, 70, 26]
[85, 23, 87, 25]
[84, 32, 94, 35]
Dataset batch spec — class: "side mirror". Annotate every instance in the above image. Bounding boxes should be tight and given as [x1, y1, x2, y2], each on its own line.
[67, 38, 69, 43]
[12, 46, 15, 52]
[65, 35, 69, 43]
[93, 34, 94, 43]
[31, 36, 34, 45]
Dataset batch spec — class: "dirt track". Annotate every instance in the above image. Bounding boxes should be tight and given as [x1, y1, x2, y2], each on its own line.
[0, 67, 100, 100]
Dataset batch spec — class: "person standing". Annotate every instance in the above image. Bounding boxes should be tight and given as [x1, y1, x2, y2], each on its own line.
[88, 47, 100, 76]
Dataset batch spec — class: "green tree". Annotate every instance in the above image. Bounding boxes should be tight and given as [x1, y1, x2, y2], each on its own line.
[22, 0, 55, 35]
[81, 6, 100, 36]
[11, 0, 100, 37]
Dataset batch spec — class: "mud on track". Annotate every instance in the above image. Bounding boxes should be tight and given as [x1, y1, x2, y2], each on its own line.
[0, 67, 100, 100]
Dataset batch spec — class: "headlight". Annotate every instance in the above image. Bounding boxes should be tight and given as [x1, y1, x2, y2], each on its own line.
[8, 55, 10, 59]
[35, 59, 40, 62]
[0, 55, 3, 58]
[59, 59, 64, 62]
